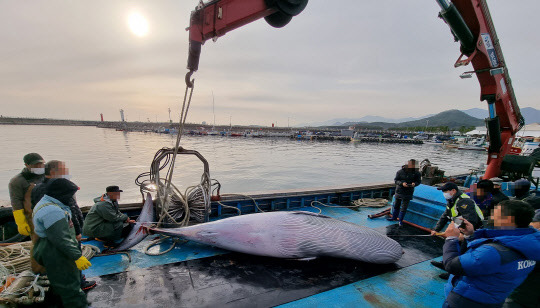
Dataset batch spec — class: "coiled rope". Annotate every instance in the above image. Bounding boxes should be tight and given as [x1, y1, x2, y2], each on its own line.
[309, 198, 389, 214]
[351, 198, 390, 208]
[0, 242, 99, 276]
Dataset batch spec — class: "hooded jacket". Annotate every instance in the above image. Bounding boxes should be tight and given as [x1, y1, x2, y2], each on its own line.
[32, 194, 82, 261]
[393, 166, 421, 200]
[443, 228, 540, 306]
[82, 194, 128, 240]
[31, 178, 84, 236]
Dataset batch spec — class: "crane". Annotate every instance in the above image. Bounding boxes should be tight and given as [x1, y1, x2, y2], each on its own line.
[184, 0, 525, 178]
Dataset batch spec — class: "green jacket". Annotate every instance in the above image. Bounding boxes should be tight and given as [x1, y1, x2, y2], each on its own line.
[32, 195, 82, 262]
[82, 195, 128, 240]
[32, 195, 86, 308]
[8, 168, 44, 211]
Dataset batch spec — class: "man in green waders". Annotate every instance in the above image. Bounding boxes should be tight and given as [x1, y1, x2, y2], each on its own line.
[32, 178, 91, 308]
[83, 186, 134, 245]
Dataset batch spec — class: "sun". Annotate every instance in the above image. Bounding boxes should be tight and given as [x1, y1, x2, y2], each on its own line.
[128, 12, 149, 37]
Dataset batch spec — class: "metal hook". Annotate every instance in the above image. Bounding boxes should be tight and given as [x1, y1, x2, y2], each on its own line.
[185, 70, 195, 88]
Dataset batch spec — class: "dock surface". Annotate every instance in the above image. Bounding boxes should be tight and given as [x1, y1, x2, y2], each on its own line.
[80, 206, 448, 307]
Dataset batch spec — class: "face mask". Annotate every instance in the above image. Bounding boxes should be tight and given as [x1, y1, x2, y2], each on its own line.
[60, 174, 72, 180]
[443, 192, 453, 200]
[31, 168, 45, 175]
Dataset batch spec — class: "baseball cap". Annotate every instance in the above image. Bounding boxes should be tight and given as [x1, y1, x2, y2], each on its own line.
[23, 153, 44, 165]
[437, 182, 459, 191]
[514, 179, 531, 188]
[106, 186, 123, 193]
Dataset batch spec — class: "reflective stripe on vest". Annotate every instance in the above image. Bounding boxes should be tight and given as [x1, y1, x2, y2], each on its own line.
[448, 193, 484, 220]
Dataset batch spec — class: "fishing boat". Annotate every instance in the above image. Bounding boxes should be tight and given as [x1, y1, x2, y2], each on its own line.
[0, 172, 463, 307]
[1, 0, 535, 307]
[457, 137, 488, 151]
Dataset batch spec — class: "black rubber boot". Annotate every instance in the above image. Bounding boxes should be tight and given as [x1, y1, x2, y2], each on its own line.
[439, 272, 450, 280]
[431, 260, 445, 270]
[398, 211, 406, 226]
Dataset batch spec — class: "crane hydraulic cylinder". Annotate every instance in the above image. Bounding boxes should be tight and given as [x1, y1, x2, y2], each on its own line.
[437, 1, 475, 54]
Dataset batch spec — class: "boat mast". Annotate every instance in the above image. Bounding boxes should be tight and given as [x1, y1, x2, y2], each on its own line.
[212, 91, 216, 130]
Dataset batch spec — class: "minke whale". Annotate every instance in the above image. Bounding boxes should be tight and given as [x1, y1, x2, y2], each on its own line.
[110, 192, 155, 251]
[150, 211, 403, 264]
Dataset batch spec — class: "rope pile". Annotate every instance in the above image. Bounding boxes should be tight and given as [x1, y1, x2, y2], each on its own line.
[0, 242, 99, 277]
[0, 242, 33, 275]
[351, 198, 390, 208]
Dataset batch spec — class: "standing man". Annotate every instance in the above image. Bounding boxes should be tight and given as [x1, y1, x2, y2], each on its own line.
[441, 200, 539, 307]
[388, 159, 421, 226]
[31, 161, 84, 237]
[31, 160, 96, 291]
[9, 153, 45, 236]
[33, 178, 90, 308]
[431, 182, 484, 235]
[83, 186, 135, 244]
[489, 177, 509, 208]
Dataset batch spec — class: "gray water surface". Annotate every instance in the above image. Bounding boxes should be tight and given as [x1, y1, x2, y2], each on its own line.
[0, 125, 486, 206]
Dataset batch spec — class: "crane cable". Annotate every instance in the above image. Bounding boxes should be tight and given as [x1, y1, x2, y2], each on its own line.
[145, 79, 197, 255]
[156, 79, 195, 227]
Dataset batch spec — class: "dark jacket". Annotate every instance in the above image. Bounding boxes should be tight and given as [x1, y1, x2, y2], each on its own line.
[83, 195, 128, 241]
[32, 178, 84, 236]
[521, 194, 540, 210]
[8, 168, 44, 211]
[443, 228, 540, 306]
[394, 166, 421, 200]
[466, 192, 494, 218]
[491, 189, 509, 208]
[434, 190, 483, 232]
[508, 264, 540, 308]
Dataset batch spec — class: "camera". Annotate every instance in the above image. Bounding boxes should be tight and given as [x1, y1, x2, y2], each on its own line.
[452, 216, 466, 229]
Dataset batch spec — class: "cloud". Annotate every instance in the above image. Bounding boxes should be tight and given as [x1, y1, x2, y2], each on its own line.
[0, 0, 539, 125]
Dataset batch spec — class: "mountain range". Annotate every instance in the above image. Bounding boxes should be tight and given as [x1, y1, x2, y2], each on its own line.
[299, 107, 540, 128]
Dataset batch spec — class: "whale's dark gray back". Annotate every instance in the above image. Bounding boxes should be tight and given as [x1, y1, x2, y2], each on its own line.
[275, 211, 403, 263]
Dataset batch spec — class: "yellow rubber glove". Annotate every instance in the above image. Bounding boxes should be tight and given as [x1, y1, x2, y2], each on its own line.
[12, 209, 31, 236]
[75, 256, 91, 270]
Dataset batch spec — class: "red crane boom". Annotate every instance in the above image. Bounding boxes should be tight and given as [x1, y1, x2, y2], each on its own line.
[185, 0, 525, 178]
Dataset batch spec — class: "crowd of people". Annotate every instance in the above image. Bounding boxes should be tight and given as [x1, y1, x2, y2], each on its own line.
[392, 159, 540, 308]
[7, 153, 135, 308]
[6, 153, 540, 307]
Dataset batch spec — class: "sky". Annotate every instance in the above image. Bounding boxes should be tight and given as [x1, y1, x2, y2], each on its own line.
[0, 1, 538, 127]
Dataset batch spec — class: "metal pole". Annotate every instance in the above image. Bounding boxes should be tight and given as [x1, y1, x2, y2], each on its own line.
[436, 0, 451, 10]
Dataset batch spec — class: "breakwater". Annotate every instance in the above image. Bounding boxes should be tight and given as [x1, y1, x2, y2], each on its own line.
[0, 116, 293, 134]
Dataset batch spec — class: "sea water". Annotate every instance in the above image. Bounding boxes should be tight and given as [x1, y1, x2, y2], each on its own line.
[0, 125, 486, 206]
